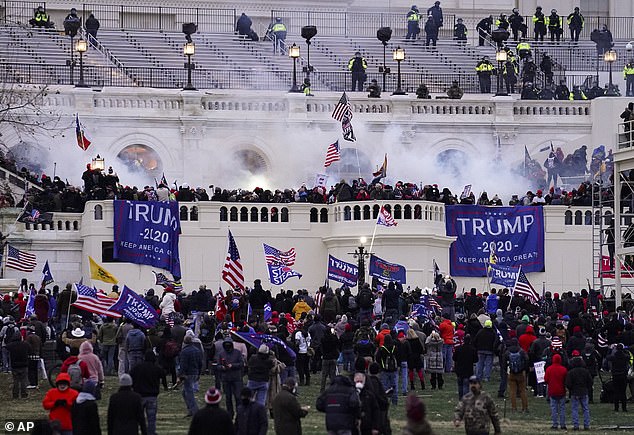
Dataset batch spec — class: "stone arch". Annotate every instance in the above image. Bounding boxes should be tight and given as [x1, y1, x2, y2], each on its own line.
[109, 132, 176, 178]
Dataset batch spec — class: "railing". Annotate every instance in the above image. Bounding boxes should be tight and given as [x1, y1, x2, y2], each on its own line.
[617, 120, 634, 150]
[519, 15, 634, 41]
[0, 1, 43, 25]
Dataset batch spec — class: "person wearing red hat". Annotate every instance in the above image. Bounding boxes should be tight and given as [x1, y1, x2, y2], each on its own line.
[42, 373, 79, 434]
[188, 387, 234, 435]
[531, 189, 546, 205]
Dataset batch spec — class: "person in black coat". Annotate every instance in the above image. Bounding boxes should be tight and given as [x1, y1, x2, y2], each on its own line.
[72, 380, 101, 435]
[316, 375, 360, 433]
[606, 344, 629, 412]
[107, 374, 147, 435]
[236, 13, 253, 36]
[463, 289, 483, 317]
[85, 14, 100, 40]
[235, 387, 268, 435]
[354, 372, 380, 435]
[453, 334, 478, 399]
[130, 351, 165, 435]
[424, 15, 439, 47]
[189, 387, 235, 435]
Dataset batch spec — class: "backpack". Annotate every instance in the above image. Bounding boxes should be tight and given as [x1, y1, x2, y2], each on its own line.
[508, 350, 524, 374]
[348, 295, 357, 310]
[2, 325, 15, 345]
[382, 346, 398, 372]
[68, 360, 83, 390]
[163, 339, 180, 358]
[358, 290, 373, 310]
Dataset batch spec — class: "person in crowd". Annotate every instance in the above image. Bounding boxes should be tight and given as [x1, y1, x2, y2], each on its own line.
[446, 81, 464, 99]
[406, 5, 421, 40]
[43, 373, 79, 434]
[544, 353, 567, 430]
[547, 9, 562, 42]
[78, 341, 104, 398]
[624, 61, 634, 97]
[454, 18, 467, 43]
[439, 312, 454, 372]
[126, 323, 147, 372]
[424, 15, 439, 47]
[476, 15, 493, 46]
[188, 387, 235, 435]
[402, 393, 435, 435]
[533, 6, 547, 42]
[407, 327, 426, 391]
[116, 319, 133, 377]
[474, 319, 497, 382]
[509, 8, 525, 41]
[7, 332, 30, 399]
[569, 85, 587, 100]
[131, 350, 165, 435]
[567, 7, 584, 42]
[427, 1, 443, 29]
[235, 13, 253, 37]
[63, 8, 81, 38]
[71, 380, 101, 435]
[60, 347, 90, 391]
[98, 317, 117, 376]
[272, 377, 308, 435]
[565, 354, 592, 430]
[454, 376, 501, 435]
[453, 334, 478, 399]
[378, 334, 400, 404]
[179, 334, 203, 417]
[24, 326, 41, 389]
[316, 374, 360, 435]
[425, 331, 444, 390]
[107, 374, 147, 435]
[475, 56, 494, 93]
[247, 343, 274, 406]
[606, 343, 629, 412]
[85, 14, 100, 40]
[505, 337, 528, 412]
[367, 79, 382, 98]
[354, 371, 380, 435]
[235, 387, 268, 435]
[348, 52, 368, 92]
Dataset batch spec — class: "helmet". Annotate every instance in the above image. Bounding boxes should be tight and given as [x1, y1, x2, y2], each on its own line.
[275, 17, 282, 22]
[536, 6, 542, 10]
[551, 9, 557, 14]
[512, 8, 518, 13]
[411, 5, 417, 9]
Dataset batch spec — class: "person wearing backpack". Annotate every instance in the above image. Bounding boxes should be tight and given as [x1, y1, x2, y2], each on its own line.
[1, 316, 17, 373]
[61, 347, 90, 391]
[377, 334, 399, 405]
[356, 284, 374, 323]
[504, 337, 529, 412]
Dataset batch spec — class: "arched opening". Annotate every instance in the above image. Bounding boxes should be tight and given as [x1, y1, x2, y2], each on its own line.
[250, 207, 258, 222]
[190, 206, 198, 221]
[240, 207, 248, 222]
[394, 204, 402, 219]
[584, 210, 592, 225]
[320, 208, 328, 223]
[271, 207, 279, 222]
[117, 144, 163, 178]
[414, 205, 422, 220]
[230, 207, 238, 221]
[310, 208, 318, 223]
[261, 207, 268, 222]
[94, 205, 103, 220]
[574, 210, 582, 225]
[180, 206, 188, 221]
[373, 204, 380, 219]
[233, 149, 268, 175]
[404, 205, 412, 219]
[281, 207, 289, 222]
[353, 205, 361, 220]
[344, 206, 352, 221]
[363, 205, 371, 220]
[564, 210, 572, 225]
[220, 206, 228, 221]
[436, 148, 469, 179]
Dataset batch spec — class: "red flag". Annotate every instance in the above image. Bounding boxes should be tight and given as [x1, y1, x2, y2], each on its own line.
[215, 288, 227, 321]
[76, 114, 91, 151]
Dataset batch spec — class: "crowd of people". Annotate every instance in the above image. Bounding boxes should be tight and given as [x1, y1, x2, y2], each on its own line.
[1, 274, 633, 434]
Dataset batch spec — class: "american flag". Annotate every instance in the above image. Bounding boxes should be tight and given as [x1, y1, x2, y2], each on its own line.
[377, 206, 397, 227]
[72, 283, 121, 318]
[6, 245, 37, 272]
[512, 267, 539, 304]
[332, 92, 353, 122]
[324, 140, 341, 167]
[263, 243, 296, 266]
[341, 113, 356, 142]
[222, 230, 244, 290]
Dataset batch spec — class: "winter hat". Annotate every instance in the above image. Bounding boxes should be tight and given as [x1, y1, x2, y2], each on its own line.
[484, 320, 493, 328]
[551, 337, 563, 349]
[82, 380, 97, 395]
[572, 350, 581, 357]
[119, 374, 133, 387]
[258, 344, 269, 354]
[205, 387, 222, 405]
[521, 315, 530, 323]
[380, 323, 389, 330]
[406, 393, 426, 422]
[496, 309, 503, 317]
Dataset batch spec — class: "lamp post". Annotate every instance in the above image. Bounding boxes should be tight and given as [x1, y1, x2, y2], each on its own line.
[75, 38, 88, 88]
[604, 49, 618, 96]
[377, 27, 392, 93]
[495, 49, 508, 96]
[350, 236, 371, 287]
[183, 42, 196, 90]
[301, 26, 317, 80]
[91, 154, 105, 171]
[289, 43, 301, 92]
[67, 35, 76, 84]
[392, 46, 406, 95]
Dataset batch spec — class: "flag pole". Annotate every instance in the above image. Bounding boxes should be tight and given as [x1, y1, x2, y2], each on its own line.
[355, 147, 362, 180]
[0, 242, 7, 279]
[368, 211, 380, 254]
[65, 285, 74, 330]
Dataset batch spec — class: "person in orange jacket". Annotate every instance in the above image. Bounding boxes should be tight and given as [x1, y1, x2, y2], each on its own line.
[42, 373, 79, 434]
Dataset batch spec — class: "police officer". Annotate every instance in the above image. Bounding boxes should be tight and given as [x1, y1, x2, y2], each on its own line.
[509, 8, 525, 41]
[427, 1, 443, 28]
[547, 9, 562, 42]
[476, 16, 493, 46]
[521, 82, 539, 100]
[475, 56, 494, 93]
[406, 5, 421, 40]
[424, 14, 439, 47]
[554, 79, 570, 100]
[533, 6, 547, 42]
[454, 17, 467, 43]
[495, 14, 509, 31]
[567, 7, 584, 42]
[269, 17, 287, 54]
[503, 59, 518, 94]
[301, 78, 313, 96]
[624, 61, 634, 97]
[348, 52, 368, 92]
[521, 56, 537, 85]
[540, 53, 554, 84]
[569, 85, 588, 100]
[367, 79, 381, 98]
[516, 38, 532, 61]
[29, 6, 54, 29]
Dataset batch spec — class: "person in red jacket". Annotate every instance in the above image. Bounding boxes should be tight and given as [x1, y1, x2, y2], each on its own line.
[439, 313, 455, 373]
[60, 348, 90, 390]
[42, 373, 79, 434]
[15, 293, 26, 321]
[544, 353, 568, 430]
[518, 325, 536, 353]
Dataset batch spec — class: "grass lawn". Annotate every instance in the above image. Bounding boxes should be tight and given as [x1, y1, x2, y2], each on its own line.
[1, 371, 633, 434]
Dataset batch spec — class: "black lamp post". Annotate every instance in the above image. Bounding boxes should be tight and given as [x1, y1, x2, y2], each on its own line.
[350, 236, 371, 287]
[377, 27, 392, 93]
[75, 38, 88, 87]
[604, 49, 618, 96]
[67, 35, 76, 84]
[301, 26, 317, 79]
[289, 43, 301, 92]
[183, 42, 196, 91]
[495, 49, 508, 96]
[392, 46, 406, 95]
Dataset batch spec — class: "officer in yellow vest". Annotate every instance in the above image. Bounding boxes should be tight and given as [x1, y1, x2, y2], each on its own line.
[624, 61, 634, 97]
[475, 56, 494, 93]
[546, 9, 563, 42]
[533, 6, 547, 42]
[348, 52, 368, 91]
[517, 39, 532, 61]
[29, 6, 54, 28]
[269, 17, 287, 54]
[406, 5, 421, 40]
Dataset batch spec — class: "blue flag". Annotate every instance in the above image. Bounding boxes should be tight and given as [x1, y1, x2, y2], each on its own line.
[489, 263, 520, 288]
[267, 264, 302, 286]
[264, 302, 272, 322]
[25, 287, 36, 319]
[113, 200, 182, 278]
[327, 255, 358, 287]
[108, 285, 159, 328]
[369, 254, 407, 284]
[41, 260, 54, 287]
[234, 331, 296, 360]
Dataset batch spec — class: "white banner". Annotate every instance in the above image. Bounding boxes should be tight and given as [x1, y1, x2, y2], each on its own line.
[534, 361, 546, 384]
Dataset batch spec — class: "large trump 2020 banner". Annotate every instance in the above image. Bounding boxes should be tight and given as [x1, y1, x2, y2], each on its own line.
[113, 200, 182, 277]
[445, 205, 544, 277]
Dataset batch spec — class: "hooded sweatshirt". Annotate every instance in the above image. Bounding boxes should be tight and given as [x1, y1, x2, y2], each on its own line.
[519, 325, 536, 353]
[78, 341, 104, 383]
[544, 353, 567, 397]
[42, 375, 79, 431]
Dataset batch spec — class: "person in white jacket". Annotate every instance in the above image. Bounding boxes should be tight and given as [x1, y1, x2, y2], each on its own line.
[159, 291, 176, 320]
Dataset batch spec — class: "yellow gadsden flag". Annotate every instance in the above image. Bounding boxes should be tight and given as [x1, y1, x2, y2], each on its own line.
[89, 256, 118, 284]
